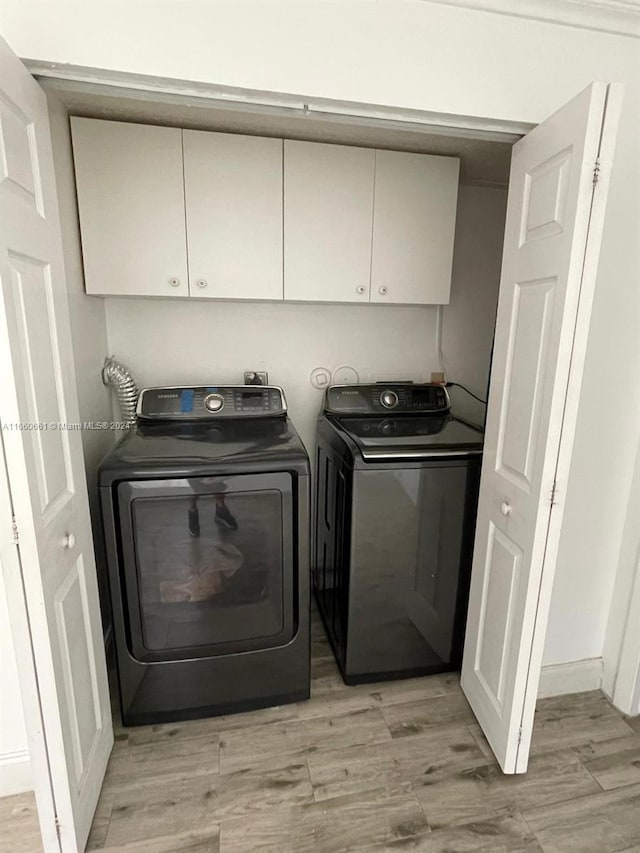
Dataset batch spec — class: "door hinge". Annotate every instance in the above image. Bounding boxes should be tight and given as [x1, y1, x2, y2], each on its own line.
[593, 157, 601, 185]
[517, 726, 523, 745]
[11, 515, 19, 544]
[55, 815, 61, 840]
[550, 481, 558, 506]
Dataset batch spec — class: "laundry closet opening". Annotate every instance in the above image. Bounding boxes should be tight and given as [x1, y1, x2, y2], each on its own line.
[39, 75, 521, 718]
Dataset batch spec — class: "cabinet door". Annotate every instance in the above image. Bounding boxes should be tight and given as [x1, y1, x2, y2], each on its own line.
[71, 118, 188, 297]
[284, 140, 375, 303]
[371, 150, 459, 305]
[183, 130, 283, 300]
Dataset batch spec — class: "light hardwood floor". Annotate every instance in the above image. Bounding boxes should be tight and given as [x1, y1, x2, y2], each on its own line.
[3, 612, 640, 853]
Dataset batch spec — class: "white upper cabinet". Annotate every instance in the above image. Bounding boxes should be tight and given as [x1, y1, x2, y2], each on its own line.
[284, 140, 375, 303]
[183, 130, 283, 300]
[371, 150, 460, 305]
[71, 118, 188, 297]
[72, 119, 460, 305]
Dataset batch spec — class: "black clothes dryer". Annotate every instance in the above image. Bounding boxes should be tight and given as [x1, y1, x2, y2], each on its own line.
[314, 383, 483, 685]
[99, 385, 310, 725]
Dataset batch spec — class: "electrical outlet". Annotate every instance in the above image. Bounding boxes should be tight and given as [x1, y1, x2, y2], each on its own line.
[244, 371, 269, 386]
[430, 371, 446, 384]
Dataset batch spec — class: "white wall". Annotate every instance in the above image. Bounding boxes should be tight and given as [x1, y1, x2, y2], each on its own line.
[46, 91, 114, 634]
[0, 570, 31, 796]
[442, 185, 507, 399]
[1, 0, 639, 691]
[104, 299, 440, 455]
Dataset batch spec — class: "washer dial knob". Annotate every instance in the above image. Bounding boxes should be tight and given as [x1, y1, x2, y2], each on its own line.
[380, 389, 398, 409]
[204, 393, 224, 413]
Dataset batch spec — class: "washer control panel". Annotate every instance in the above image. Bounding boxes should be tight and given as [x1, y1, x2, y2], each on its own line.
[324, 383, 450, 415]
[137, 385, 287, 420]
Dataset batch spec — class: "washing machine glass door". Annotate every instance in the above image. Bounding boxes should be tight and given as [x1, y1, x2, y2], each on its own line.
[117, 472, 295, 662]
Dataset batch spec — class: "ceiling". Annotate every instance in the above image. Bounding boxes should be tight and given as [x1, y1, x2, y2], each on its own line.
[40, 79, 514, 188]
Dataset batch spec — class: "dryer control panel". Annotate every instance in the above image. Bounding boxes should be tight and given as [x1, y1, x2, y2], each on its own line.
[324, 383, 450, 415]
[137, 385, 287, 420]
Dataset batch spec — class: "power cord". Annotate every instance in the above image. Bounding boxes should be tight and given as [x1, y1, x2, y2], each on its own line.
[446, 382, 487, 405]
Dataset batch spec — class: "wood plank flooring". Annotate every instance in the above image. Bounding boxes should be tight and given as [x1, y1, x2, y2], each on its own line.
[2, 611, 640, 853]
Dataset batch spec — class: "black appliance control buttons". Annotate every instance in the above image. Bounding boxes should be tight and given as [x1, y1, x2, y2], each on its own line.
[204, 393, 224, 413]
[380, 390, 399, 409]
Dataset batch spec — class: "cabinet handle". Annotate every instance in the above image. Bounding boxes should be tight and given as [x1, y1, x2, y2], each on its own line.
[169, 277, 180, 288]
[197, 279, 208, 289]
[356, 286, 366, 295]
[378, 285, 388, 295]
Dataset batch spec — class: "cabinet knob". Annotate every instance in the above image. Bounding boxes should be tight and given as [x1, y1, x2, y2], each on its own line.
[197, 279, 208, 289]
[378, 285, 388, 295]
[62, 533, 76, 550]
[356, 286, 366, 295]
[500, 501, 512, 517]
[169, 277, 180, 288]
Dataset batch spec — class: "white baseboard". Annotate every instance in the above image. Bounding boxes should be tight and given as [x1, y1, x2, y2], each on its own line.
[538, 657, 603, 699]
[0, 749, 32, 797]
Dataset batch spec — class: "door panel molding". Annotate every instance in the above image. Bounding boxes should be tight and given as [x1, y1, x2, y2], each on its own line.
[495, 277, 556, 489]
[475, 523, 522, 715]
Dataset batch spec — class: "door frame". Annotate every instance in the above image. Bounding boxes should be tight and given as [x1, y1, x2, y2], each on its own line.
[614, 550, 640, 715]
[606, 451, 640, 715]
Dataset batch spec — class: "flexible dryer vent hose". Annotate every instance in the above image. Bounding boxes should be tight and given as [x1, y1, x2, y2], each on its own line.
[102, 356, 139, 425]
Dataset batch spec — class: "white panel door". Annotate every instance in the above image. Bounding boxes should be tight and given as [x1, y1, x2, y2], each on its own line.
[461, 83, 621, 774]
[71, 117, 188, 297]
[284, 140, 375, 303]
[0, 38, 113, 850]
[183, 129, 283, 300]
[371, 150, 459, 305]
